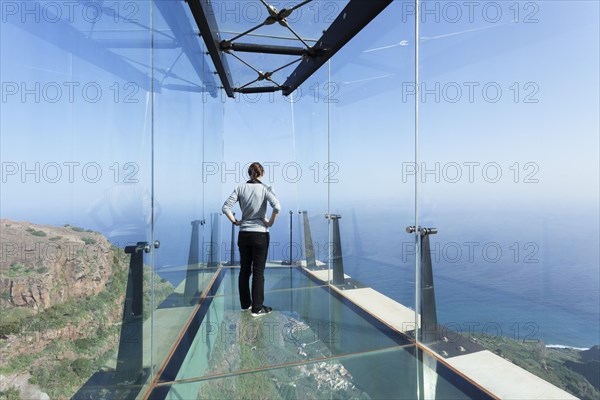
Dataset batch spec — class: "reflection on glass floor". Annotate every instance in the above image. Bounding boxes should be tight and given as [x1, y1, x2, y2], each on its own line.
[144, 267, 492, 400]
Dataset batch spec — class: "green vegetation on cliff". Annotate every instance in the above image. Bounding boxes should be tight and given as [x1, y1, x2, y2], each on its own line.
[0, 387, 21, 400]
[471, 334, 600, 400]
[0, 221, 174, 399]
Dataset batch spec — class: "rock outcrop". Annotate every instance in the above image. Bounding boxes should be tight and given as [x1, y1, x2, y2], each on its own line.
[0, 219, 173, 399]
[0, 219, 129, 399]
[0, 219, 119, 312]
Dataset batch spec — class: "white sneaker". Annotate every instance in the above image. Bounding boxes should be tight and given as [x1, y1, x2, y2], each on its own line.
[251, 306, 273, 317]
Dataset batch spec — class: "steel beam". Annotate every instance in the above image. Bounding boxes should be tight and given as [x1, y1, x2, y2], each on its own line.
[282, 0, 392, 96]
[223, 42, 307, 56]
[235, 86, 282, 94]
[187, 0, 235, 98]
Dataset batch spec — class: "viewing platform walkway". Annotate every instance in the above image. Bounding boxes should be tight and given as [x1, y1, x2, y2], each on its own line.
[78, 261, 575, 400]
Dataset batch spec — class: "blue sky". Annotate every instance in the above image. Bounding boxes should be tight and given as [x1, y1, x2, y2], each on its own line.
[0, 0, 597, 246]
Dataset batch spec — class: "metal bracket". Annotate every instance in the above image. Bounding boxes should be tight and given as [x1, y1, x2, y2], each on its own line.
[406, 226, 438, 236]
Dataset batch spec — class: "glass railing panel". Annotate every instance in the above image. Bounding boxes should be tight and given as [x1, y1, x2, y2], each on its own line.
[326, 0, 419, 341]
[219, 90, 320, 274]
[218, 45, 331, 292]
[149, 0, 226, 386]
[289, 46, 332, 259]
[0, 1, 154, 398]
[418, 1, 599, 398]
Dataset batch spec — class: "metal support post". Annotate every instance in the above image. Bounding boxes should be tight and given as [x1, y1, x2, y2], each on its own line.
[116, 241, 149, 383]
[327, 214, 345, 284]
[407, 226, 439, 343]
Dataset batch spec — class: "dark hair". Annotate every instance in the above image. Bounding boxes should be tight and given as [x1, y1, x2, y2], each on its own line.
[248, 162, 264, 180]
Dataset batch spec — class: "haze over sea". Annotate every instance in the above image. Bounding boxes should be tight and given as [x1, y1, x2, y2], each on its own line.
[12, 193, 596, 350]
[144, 205, 599, 350]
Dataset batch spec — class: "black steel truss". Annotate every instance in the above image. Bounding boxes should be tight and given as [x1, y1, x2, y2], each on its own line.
[188, 0, 393, 98]
[188, 0, 236, 97]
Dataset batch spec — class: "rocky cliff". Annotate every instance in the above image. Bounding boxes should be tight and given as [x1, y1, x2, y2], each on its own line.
[0, 219, 116, 312]
[0, 220, 173, 399]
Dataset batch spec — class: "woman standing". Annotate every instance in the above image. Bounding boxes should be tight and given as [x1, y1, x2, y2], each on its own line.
[222, 162, 281, 317]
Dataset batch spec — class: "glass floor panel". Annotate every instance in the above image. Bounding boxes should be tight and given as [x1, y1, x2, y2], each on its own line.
[146, 267, 493, 400]
[208, 265, 324, 297]
[149, 345, 490, 400]
[155, 268, 407, 383]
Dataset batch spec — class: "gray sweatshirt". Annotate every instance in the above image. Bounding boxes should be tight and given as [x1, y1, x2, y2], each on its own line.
[222, 180, 281, 232]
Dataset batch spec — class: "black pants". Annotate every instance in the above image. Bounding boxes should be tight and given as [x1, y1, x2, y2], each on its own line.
[238, 231, 269, 312]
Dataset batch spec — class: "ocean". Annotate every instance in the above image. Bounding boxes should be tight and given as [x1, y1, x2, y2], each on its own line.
[116, 206, 600, 349]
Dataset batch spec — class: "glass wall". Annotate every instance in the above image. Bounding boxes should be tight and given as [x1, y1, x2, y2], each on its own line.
[149, 0, 225, 389]
[0, 1, 155, 398]
[154, 2, 420, 398]
[329, 0, 418, 330]
[417, 1, 599, 399]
